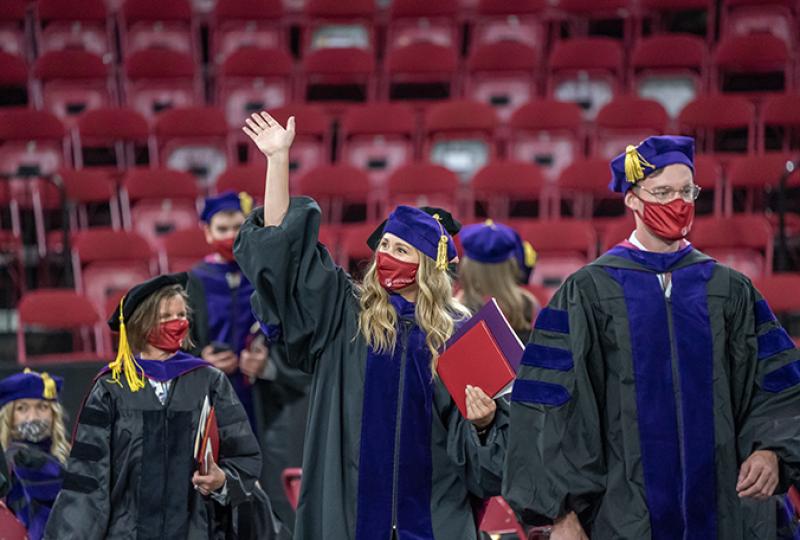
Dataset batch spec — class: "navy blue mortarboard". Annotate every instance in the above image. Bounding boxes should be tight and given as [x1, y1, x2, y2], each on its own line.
[461, 221, 520, 263]
[200, 191, 253, 223]
[383, 205, 458, 270]
[609, 135, 695, 193]
[0, 369, 63, 408]
[367, 206, 461, 252]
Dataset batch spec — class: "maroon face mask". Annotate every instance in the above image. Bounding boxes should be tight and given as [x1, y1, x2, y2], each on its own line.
[376, 252, 418, 291]
[633, 193, 696, 241]
[147, 319, 190, 353]
[211, 238, 236, 262]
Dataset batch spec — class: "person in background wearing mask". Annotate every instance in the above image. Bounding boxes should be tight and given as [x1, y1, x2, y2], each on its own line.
[0, 370, 68, 540]
[235, 111, 509, 540]
[44, 274, 273, 539]
[187, 191, 259, 431]
[504, 135, 800, 539]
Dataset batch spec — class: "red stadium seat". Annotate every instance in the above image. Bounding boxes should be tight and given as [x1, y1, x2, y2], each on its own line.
[762, 93, 800, 152]
[713, 34, 791, 95]
[161, 227, 213, 272]
[75, 106, 150, 169]
[302, 0, 376, 53]
[58, 168, 122, 230]
[72, 227, 157, 317]
[217, 164, 265, 203]
[281, 468, 303, 511]
[32, 50, 115, 123]
[753, 274, 800, 334]
[508, 99, 584, 182]
[547, 38, 624, 120]
[593, 96, 669, 159]
[338, 222, 380, 272]
[216, 47, 293, 128]
[339, 102, 417, 188]
[512, 218, 597, 288]
[725, 153, 797, 215]
[385, 42, 459, 103]
[121, 168, 200, 249]
[211, 0, 285, 62]
[17, 289, 109, 365]
[557, 157, 622, 220]
[120, 0, 196, 58]
[690, 214, 774, 278]
[0, 0, 28, 58]
[556, 0, 633, 43]
[386, 0, 460, 52]
[479, 497, 526, 540]
[465, 41, 539, 122]
[630, 34, 707, 119]
[36, 0, 111, 56]
[693, 154, 724, 216]
[301, 47, 376, 106]
[124, 49, 200, 120]
[423, 100, 500, 181]
[471, 161, 549, 220]
[296, 164, 374, 223]
[721, 0, 796, 49]
[472, 0, 547, 50]
[387, 163, 462, 214]
[154, 106, 230, 190]
[599, 214, 636, 251]
[638, 0, 714, 40]
[678, 95, 755, 154]
[0, 51, 29, 107]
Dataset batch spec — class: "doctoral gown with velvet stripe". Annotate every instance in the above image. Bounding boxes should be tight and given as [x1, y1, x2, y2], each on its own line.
[234, 197, 509, 540]
[503, 243, 800, 539]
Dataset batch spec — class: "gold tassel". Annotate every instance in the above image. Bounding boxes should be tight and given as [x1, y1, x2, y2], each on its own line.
[107, 296, 146, 392]
[432, 214, 449, 272]
[523, 241, 537, 268]
[484, 218, 494, 227]
[624, 144, 656, 184]
[23, 368, 57, 399]
[239, 191, 253, 215]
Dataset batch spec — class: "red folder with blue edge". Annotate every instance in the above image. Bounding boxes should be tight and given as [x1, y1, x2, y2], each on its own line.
[437, 299, 523, 418]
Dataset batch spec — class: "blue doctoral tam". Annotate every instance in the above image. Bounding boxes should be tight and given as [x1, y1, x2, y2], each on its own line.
[0, 370, 63, 409]
[609, 135, 695, 193]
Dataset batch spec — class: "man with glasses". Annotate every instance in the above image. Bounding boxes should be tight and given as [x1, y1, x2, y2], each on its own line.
[504, 136, 800, 539]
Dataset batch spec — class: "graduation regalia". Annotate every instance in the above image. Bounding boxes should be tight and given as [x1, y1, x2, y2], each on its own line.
[235, 197, 509, 540]
[503, 136, 800, 539]
[43, 275, 264, 540]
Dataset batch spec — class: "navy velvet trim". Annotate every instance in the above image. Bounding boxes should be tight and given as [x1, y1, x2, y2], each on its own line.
[534, 307, 570, 334]
[61, 471, 98, 493]
[763, 360, 800, 393]
[605, 267, 683, 540]
[605, 244, 694, 273]
[510, 379, 570, 406]
[671, 262, 718, 539]
[521, 343, 574, 371]
[758, 327, 796, 361]
[69, 441, 104, 462]
[755, 299, 777, 327]
[356, 345, 400, 540]
[78, 405, 110, 427]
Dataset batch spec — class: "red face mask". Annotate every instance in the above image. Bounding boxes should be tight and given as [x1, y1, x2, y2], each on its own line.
[376, 252, 418, 292]
[211, 238, 236, 262]
[147, 319, 190, 353]
[634, 193, 696, 241]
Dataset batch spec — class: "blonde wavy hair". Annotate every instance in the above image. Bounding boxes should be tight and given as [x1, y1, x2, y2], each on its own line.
[0, 400, 71, 464]
[459, 257, 535, 332]
[358, 250, 470, 374]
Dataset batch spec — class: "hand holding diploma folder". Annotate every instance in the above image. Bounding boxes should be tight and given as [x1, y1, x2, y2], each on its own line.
[437, 299, 525, 419]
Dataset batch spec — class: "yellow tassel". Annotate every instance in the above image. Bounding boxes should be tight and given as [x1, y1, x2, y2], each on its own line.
[523, 241, 537, 268]
[107, 296, 146, 392]
[23, 368, 57, 399]
[624, 144, 656, 184]
[239, 191, 253, 216]
[484, 218, 494, 227]
[432, 213, 449, 272]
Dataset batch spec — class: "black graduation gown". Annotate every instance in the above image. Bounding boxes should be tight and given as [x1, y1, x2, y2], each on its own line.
[235, 197, 509, 540]
[43, 353, 263, 540]
[503, 243, 800, 539]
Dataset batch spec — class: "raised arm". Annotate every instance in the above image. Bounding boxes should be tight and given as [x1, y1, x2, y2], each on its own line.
[242, 111, 295, 227]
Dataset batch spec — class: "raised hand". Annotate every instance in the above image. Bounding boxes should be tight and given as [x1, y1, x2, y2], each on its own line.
[242, 111, 295, 158]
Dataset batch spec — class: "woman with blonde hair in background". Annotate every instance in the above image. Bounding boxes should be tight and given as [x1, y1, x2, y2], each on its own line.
[0, 369, 69, 540]
[458, 220, 540, 343]
[235, 111, 509, 540]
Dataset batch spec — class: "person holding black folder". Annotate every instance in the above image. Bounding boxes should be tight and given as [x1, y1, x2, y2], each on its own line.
[504, 136, 800, 539]
[235, 111, 510, 540]
[43, 274, 278, 539]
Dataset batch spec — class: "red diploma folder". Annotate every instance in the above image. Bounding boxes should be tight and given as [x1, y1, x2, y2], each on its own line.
[194, 396, 219, 475]
[437, 320, 517, 418]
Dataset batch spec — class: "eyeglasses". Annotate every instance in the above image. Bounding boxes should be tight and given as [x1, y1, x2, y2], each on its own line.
[636, 184, 702, 203]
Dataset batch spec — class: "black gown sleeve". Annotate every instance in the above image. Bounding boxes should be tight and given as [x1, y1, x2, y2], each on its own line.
[0, 443, 9, 498]
[234, 197, 356, 373]
[43, 382, 113, 540]
[732, 275, 800, 492]
[503, 273, 606, 526]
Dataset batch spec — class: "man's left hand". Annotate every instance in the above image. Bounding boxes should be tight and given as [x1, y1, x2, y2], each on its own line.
[737, 450, 779, 500]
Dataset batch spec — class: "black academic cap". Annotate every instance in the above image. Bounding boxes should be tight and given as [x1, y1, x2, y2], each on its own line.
[107, 273, 188, 332]
[366, 206, 462, 251]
